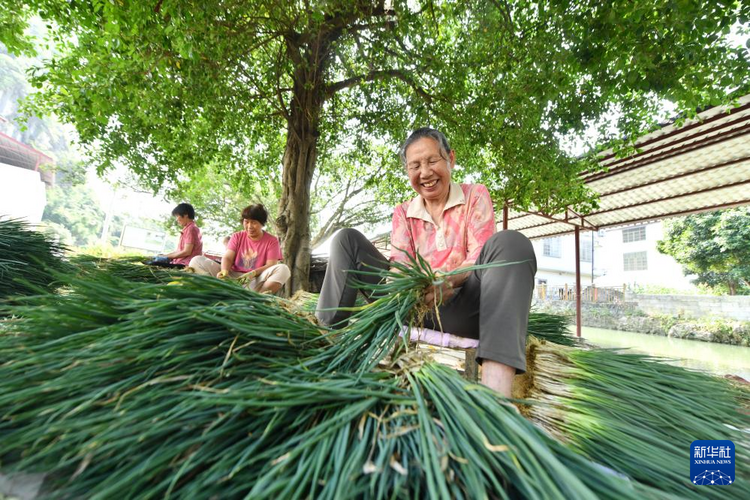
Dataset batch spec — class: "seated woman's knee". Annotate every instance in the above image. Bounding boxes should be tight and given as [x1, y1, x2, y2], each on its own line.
[267, 263, 291, 286]
[333, 227, 365, 245]
[277, 263, 291, 282]
[486, 230, 535, 259]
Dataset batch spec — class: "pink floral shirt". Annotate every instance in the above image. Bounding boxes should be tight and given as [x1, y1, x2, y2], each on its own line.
[390, 183, 496, 271]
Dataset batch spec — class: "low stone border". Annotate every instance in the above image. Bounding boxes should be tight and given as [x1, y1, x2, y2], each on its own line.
[534, 300, 750, 347]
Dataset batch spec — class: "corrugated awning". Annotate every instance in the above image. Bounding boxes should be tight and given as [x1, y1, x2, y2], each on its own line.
[0, 131, 55, 185]
[508, 94, 750, 238]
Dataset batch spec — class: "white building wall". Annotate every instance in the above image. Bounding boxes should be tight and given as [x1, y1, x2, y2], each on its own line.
[593, 221, 695, 290]
[530, 232, 596, 287]
[0, 162, 46, 223]
[529, 222, 694, 291]
[119, 225, 172, 253]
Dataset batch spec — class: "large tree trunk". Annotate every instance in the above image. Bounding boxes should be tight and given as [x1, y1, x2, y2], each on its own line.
[277, 122, 317, 294]
[276, 41, 328, 294]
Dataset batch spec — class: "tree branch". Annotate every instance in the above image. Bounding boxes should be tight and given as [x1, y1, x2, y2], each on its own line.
[284, 34, 304, 66]
[488, 0, 515, 33]
[346, 20, 397, 34]
[275, 41, 292, 121]
[325, 68, 433, 101]
[287, 0, 397, 59]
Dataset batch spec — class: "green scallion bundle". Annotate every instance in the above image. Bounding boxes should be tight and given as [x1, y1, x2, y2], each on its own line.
[291, 291, 575, 346]
[526, 343, 750, 500]
[0, 217, 71, 300]
[0, 256, 719, 499]
[69, 254, 184, 283]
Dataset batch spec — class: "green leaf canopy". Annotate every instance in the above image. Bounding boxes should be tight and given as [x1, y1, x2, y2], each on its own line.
[11, 0, 750, 290]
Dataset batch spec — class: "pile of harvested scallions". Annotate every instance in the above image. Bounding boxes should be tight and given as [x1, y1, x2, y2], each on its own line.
[0, 221, 747, 499]
[525, 343, 750, 500]
[292, 289, 577, 347]
[0, 218, 71, 300]
[69, 254, 183, 283]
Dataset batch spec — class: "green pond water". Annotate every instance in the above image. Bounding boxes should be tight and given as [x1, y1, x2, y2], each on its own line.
[579, 326, 750, 381]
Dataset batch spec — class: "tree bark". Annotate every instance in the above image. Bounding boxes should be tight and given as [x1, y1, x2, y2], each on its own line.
[277, 122, 317, 294]
[275, 37, 329, 294]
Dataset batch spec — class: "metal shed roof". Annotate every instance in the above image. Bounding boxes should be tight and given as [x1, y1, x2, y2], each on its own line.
[0, 131, 55, 185]
[507, 94, 750, 238]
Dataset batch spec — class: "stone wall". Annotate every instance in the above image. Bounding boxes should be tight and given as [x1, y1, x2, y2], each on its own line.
[533, 299, 750, 346]
[627, 294, 750, 321]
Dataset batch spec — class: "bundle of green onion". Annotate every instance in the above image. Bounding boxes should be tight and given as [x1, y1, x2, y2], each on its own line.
[69, 254, 184, 283]
[0, 257, 664, 498]
[527, 343, 750, 499]
[0, 217, 71, 300]
[526, 310, 576, 346]
[291, 291, 576, 346]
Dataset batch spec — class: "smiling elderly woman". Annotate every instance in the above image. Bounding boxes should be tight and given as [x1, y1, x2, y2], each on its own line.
[316, 128, 537, 397]
[190, 204, 291, 294]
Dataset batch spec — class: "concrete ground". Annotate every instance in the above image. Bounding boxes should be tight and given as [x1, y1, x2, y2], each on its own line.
[0, 472, 45, 500]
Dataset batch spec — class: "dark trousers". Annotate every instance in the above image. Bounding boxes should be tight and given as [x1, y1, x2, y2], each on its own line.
[316, 228, 537, 372]
[146, 260, 185, 269]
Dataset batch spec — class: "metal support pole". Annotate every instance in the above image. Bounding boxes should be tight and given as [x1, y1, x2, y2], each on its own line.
[591, 231, 595, 284]
[502, 204, 509, 230]
[575, 226, 582, 337]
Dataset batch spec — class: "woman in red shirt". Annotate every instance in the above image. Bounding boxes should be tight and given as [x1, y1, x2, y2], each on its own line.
[149, 203, 203, 268]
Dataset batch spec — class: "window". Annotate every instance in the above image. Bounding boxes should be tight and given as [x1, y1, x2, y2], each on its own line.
[623, 251, 648, 271]
[580, 239, 592, 263]
[543, 237, 561, 258]
[622, 226, 646, 243]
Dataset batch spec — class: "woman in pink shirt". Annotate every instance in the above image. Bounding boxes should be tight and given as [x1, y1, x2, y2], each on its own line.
[190, 204, 291, 293]
[316, 128, 537, 398]
[149, 203, 203, 268]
